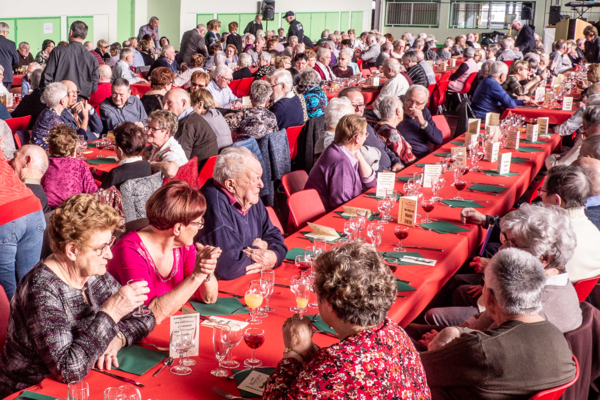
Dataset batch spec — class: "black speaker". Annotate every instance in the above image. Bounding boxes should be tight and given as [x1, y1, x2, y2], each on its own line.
[521, 2, 533, 20]
[262, 0, 275, 21]
[549, 5, 562, 25]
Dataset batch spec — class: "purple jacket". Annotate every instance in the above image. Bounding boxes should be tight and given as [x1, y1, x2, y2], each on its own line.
[41, 157, 98, 209]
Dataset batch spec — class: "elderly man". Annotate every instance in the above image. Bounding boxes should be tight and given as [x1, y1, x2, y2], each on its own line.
[496, 37, 521, 62]
[415, 49, 436, 86]
[178, 24, 208, 65]
[512, 19, 536, 55]
[247, 37, 266, 64]
[20, 62, 41, 96]
[370, 58, 409, 119]
[0, 23, 18, 90]
[10, 70, 44, 128]
[149, 45, 183, 76]
[575, 158, 600, 229]
[13, 42, 34, 71]
[196, 146, 287, 280]
[244, 14, 263, 36]
[89, 65, 113, 110]
[397, 85, 442, 159]
[314, 47, 336, 81]
[267, 69, 304, 130]
[420, 248, 577, 399]
[375, 43, 392, 68]
[9, 145, 50, 213]
[112, 48, 147, 84]
[99, 78, 148, 133]
[61, 80, 103, 141]
[164, 88, 218, 170]
[40, 21, 98, 100]
[580, 134, 600, 159]
[360, 34, 380, 69]
[402, 51, 428, 87]
[206, 65, 240, 109]
[138, 16, 160, 49]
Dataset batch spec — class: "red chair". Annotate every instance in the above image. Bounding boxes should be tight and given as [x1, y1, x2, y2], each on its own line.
[439, 72, 452, 82]
[362, 91, 379, 106]
[6, 115, 31, 134]
[229, 79, 241, 96]
[13, 133, 22, 149]
[266, 206, 285, 235]
[528, 356, 579, 399]
[574, 276, 600, 302]
[431, 80, 450, 115]
[282, 170, 308, 197]
[458, 72, 479, 99]
[0, 285, 9, 353]
[288, 189, 326, 231]
[236, 77, 254, 98]
[505, 60, 514, 68]
[286, 124, 304, 159]
[431, 115, 451, 149]
[198, 155, 218, 188]
[130, 84, 152, 96]
[163, 157, 199, 189]
[356, 58, 364, 71]
[427, 83, 436, 107]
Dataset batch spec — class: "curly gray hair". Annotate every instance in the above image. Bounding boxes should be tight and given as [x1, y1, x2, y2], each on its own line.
[299, 67, 321, 89]
[250, 80, 272, 105]
[43, 82, 68, 107]
[238, 53, 252, 68]
[146, 110, 179, 137]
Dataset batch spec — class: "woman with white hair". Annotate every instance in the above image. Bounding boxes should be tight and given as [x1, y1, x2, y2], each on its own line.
[242, 33, 256, 53]
[437, 38, 454, 60]
[253, 52, 275, 81]
[233, 53, 253, 80]
[332, 48, 357, 78]
[226, 80, 278, 141]
[299, 68, 328, 119]
[374, 96, 415, 166]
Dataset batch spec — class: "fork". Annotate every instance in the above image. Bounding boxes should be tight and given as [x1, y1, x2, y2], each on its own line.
[137, 342, 169, 352]
[213, 387, 253, 400]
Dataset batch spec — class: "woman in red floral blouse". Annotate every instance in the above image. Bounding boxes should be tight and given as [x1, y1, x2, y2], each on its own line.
[374, 96, 417, 166]
[263, 242, 431, 400]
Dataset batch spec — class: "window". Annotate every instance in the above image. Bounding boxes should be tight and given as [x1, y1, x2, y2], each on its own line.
[386, 1, 440, 27]
[449, 1, 533, 29]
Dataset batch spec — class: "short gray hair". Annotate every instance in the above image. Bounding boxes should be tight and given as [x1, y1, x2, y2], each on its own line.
[0, 23, 8, 33]
[299, 67, 321, 88]
[238, 52, 252, 67]
[316, 47, 330, 60]
[289, 35, 298, 42]
[381, 42, 393, 52]
[583, 105, 600, 127]
[406, 84, 429, 99]
[43, 82, 68, 107]
[378, 96, 403, 120]
[444, 38, 454, 48]
[481, 60, 494, 77]
[259, 52, 271, 63]
[243, 33, 255, 43]
[325, 97, 354, 130]
[402, 51, 418, 63]
[463, 47, 476, 59]
[511, 19, 523, 28]
[213, 146, 257, 183]
[339, 48, 354, 59]
[490, 61, 508, 78]
[500, 204, 576, 272]
[546, 165, 592, 208]
[383, 58, 401, 72]
[21, 145, 49, 175]
[30, 69, 43, 90]
[149, 16, 159, 23]
[501, 37, 514, 50]
[270, 69, 293, 92]
[120, 48, 134, 60]
[147, 110, 178, 136]
[196, 23, 206, 31]
[161, 45, 175, 56]
[18, 42, 29, 50]
[486, 248, 546, 315]
[413, 38, 425, 49]
[211, 64, 232, 80]
[587, 83, 600, 98]
[581, 135, 600, 159]
[250, 80, 272, 105]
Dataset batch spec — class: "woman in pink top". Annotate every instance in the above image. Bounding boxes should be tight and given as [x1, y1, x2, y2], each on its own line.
[107, 181, 220, 323]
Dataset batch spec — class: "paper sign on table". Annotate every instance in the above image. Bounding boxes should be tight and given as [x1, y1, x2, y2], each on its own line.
[372, 76, 380, 86]
[465, 119, 480, 144]
[376, 171, 396, 197]
[242, 96, 252, 107]
[398, 196, 418, 226]
[398, 256, 437, 266]
[545, 92, 552, 107]
[538, 117, 549, 134]
[440, 62, 447, 71]
[485, 112, 500, 127]
[486, 126, 501, 142]
[169, 314, 199, 358]
[496, 152, 512, 175]
[305, 222, 340, 241]
[506, 130, 519, 150]
[200, 316, 249, 330]
[342, 206, 372, 218]
[485, 141, 500, 162]
[423, 164, 442, 188]
[450, 59, 456, 67]
[451, 147, 467, 167]
[562, 97, 573, 111]
[238, 370, 271, 396]
[535, 87, 546, 103]
[526, 124, 538, 142]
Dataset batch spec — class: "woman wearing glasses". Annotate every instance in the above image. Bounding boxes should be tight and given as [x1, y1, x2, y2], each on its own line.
[0, 194, 155, 399]
[142, 110, 188, 178]
[107, 181, 220, 324]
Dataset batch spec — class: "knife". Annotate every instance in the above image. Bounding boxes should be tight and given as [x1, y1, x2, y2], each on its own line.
[274, 283, 291, 288]
[218, 290, 243, 298]
[401, 246, 444, 252]
[92, 368, 145, 387]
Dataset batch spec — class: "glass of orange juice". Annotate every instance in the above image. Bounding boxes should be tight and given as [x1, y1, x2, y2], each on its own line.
[245, 288, 264, 325]
[294, 278, 311, 319]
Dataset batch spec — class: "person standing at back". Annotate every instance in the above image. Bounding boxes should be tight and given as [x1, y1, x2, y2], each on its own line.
[138, 16, 160, 49]
[178, 23, 208, 65]
[0, 22, 19, 90]
[244, 14, 264, 36]
[283, 12, 304, 44]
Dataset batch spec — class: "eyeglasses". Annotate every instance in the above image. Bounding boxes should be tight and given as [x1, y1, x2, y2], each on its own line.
[536, 187, 548, 195]
[270, 83, 281, 89]
[219, 75, 232, 82]
[188, 219, 204, 229]
[500, 232, 529, 249]
[67, 90, 80, 96]
[405, 98, 427, 107]
[145, 126, 165, 133]
[89, 236, 116, 256]
[351, 103, 365, 110]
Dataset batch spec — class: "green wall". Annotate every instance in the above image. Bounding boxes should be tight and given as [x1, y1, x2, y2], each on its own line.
[0, 19, 16, 43]
[117, 0, 134, 42]
[67, 16, 94, 44]
[147, 0, 181, 48]
[0, 17, 61, 53]
[215, 13, 256, 35]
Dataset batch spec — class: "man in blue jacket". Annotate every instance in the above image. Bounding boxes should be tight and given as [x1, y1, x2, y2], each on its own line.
[0, 22, 19, 90]
[267, 70, 304, 131]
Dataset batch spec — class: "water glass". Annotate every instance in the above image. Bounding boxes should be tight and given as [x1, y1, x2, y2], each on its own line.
[127, 279, 150, 317]
[221, 324, 243, 369]
[377, 198, 391, 224]
[68, 381, 89, 400]
[118, 386, 141, 400]
[289, 274, 302, 312]
[170, 329, 193, 376]
[313, 237, 327, 257]
[343, 220, 358, 240]
[251, 279, 270, 318]
[103, 387, 124, 400]
[366, 222, 383, 249]
[211, 324, 231, 377]
[294, 278, 311, 319]
[182, 319, 198, 366]
[260, 269, 275, 313]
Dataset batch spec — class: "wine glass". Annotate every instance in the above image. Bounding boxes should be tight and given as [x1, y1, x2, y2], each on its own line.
[244, 328, 264, 368]
[304, 246, 315, 268]
[306, 271, 318, 308]
[289, 274, 301, 312]
[118, 386, 141, 400]
[211, 324, 231, 377]
[260, 269, 275, 312]
[454, 180, 467, 200]
[377, 198, 391, 224]
[170, 329, 193, 376]
[251, 279, 270, 318]
[244, 288, 264, 325]
[127, 279, 150, 317]
[366, 222, 383, 249]
[431, 177, 442, 202]
[103, 388, 124, 400]
[343, 220, 358, 241]
[96, 140, 106, 158]
[421, 199, 436, 223]
[470, 147, 485, 172]
[68, 381, 89, 400]
[313, 237, 327, 257]
[394, 226, 409, 252]
[294, 278, 311, 319]
[221, 324, 243, 369]
[295, 254, 311, 276]
[356, 210, 367, 238]
[182, 318, 198, 366]
[384, 190, 398, 222]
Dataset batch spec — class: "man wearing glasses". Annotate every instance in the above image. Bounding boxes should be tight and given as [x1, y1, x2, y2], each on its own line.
[206, 65, 241, 110]
[99, 78, 148, 133]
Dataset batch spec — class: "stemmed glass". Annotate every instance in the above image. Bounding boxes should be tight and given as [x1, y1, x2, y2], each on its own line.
[454, 179, 467, 200]
[313, 237, 327, 257]
[295, 254, 311, 276]
[421, 199, 436, 223]
[260, 269, 275, 313]
[127, 279, 150, 317]
[366, 222, 383, 249]
[384, 190, 398, 222]
[377, 198, 392, 224]
[170, 329, 193, 376]
[221, 324, 243, 369]
[252, 279, 270, 318]
[77, 135, 87, 159]
[103, 388, 124, 400]
[244, 328, 265, 368]
[118, 386, 141, 400]
[182, 319, 198, 366]
[211, 324, 231, 377]
[289, 274, 302, 312]
[470, 145, 485, 172]
[68, 381, 89, 400]
[306, 271, 318, 308]
[344, 220, 358, 241]
[394, 226, 409, 252]
[295, 278, 311, 319]
[244, 285, 264, 325]
[355, 210, 367, 239]
[431, 176, 444, 202]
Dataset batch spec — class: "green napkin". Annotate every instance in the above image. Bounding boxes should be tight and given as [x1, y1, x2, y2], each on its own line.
[512, 157, 530, 164]
[469, 184, 506, 193]
[115, 345, 168, 376]
[365, 193, 401, 201]
[189, 297, 250, 315]
[482, 169, 519, 177]
[285, 247, 305, 261]
[433, 152, 451, 157]
[451, 141, 465, 146]
[233, 368, 277, 398]
[521, 139, 544, 144]
[382, 251, 424, 265]
[17, 391, 57, 400]
[334, 211, 381, 221]
[86, 141, 99, 148]
[397, 176, 411, 182]
[300, 231, 344, 243]
[421, 221, 470, 234]
[415, 163, 432, 168]
[306, 314, 338, 336]
[517, 146, 544, 152]
[87, 158, 118, 165]
[442, 199, 485, 208]
[396, 279, 417, 292]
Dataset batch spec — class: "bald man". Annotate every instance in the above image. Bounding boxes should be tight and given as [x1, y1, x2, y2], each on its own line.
[89, 65, 113, 110]
[9, 145, 50, 213]
[163, 89, 218, 171]
[61, 80, 103, 141]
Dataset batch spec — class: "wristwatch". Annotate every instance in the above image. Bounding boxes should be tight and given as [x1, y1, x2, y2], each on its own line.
[420, 121, 429, 129]
[117, 331, 127, 347]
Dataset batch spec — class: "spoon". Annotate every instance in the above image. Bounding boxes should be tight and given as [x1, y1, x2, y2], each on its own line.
[152, 357, 173, 377]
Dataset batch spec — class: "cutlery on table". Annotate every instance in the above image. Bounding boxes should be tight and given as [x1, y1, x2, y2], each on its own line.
[475, 182, 505, 187]
[274, 283, 290, 288]
[397, 295, 406, 298]
[401, 245, 443, 253]
[218, 290, 243, 299]
[213, 387, 253, 400]
[228, 366, 276, 380]
[467, 189, 498, 196]
[231, 305, 248, 314]
[152, 357, 173, 377]
[92, 368, 145, 387]
[138, 342, 169, 352]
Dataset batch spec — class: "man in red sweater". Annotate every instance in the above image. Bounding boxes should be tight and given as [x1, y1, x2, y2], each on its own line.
[89, 65, 113, 111]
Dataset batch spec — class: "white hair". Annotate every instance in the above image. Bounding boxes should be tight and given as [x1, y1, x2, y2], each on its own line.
[120, 48, 134, 60]
[444, 38, 454, 48]
[214, 51, 227, 66]
[259, 52, 271, 63]
[500, 37, 514, 50]
[270, 69, 293, 92]
[289, 35, 298, 42]
[211, 64, 232, 80]
[325, 97, 354, 130]
[161, 45, 175, 56]
[339, 48, 354, 59]
[0, 23, 8, 33]
[316, 47, 330, 60]
[20, 145, 49, 176]
[243, 33, 255, 44]
[238, 53, 252, 68]
[490, 61, 508, 78]
[383, 58, 401, 72]
[196, 23, 206, 31]
[378, 96, 403, 120]
[406, 84, 429, 99]
[213, 146, 258, 183]
[43, 82, 68, 107]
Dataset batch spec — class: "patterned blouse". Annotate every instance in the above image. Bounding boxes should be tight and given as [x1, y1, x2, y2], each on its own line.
[374, 122, 417, 166]
[41, 157, 99, 209]
[254, 65, 275, 82]
[226, 106, 279, 141]
[302, 86, 328, 119]
[31, 108, 76, 149]
[0, 263, 155, 398]
[264, 318, 431, 400]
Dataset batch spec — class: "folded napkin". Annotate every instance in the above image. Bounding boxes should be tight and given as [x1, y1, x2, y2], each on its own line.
[442, 199, 485, 208]
[334, 211, 381, 221]
[115, 345, 168, 376]
[415, 163, 431, 168]
[517, 146, 544, 153]
[381, 251, 424, 266]
[189, 297, 250, 316]
[421, 221, 470, 234]
[520, 139, 545, 144]
[482, 170, 519, 177]
[468, 184, 506, 193]
[285, 247, 305, 261]
[306, 314, 338, 336]
[365, 192, 401, 201]
[87, 158, 118, 165]
[433, 152, 451, 157]
[300, 231, 344, 243]
[396, 279, 417, 293]
[396, 176, 411, 182]
[86, 142, 99, 148]
[17, 391, 57, 400]
[451, 141, 465, 146]
[511, 157, 530, 164]
[233, 368, 277, 398]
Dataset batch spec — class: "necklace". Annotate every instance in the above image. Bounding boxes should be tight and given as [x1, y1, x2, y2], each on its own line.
[55, 257, 83, 290]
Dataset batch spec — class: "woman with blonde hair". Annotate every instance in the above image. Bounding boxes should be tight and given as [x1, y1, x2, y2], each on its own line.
[225, 44, 239, 65]
[274, 55, 291, 69]
[205, 19, 222, 48]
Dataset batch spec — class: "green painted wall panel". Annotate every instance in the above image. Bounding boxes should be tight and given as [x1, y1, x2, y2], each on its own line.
[196, 14, 215, 26]
[294, 13, 311, 41]
[239, 14, 256, 34]
[351, 11, 363, 34]
[217, 13, 240, 35]
[16, 18, 61, 54]
[0, 19, 16, 44]
[325, 12, 340, 34]
[309, 13, 326, 43]
[340, 12, 350, 32]
[117, 0, 134, 42]
[67, 16, 94, 43]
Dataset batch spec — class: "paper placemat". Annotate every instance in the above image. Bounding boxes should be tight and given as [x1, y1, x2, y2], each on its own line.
[189, 297, 250, 316]
[468, 184, 506, 193]
[442, 199, 485, 208]
[115, 345, 168, 376]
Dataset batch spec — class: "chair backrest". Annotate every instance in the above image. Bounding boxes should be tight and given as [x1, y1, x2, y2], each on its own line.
[237, 77, 254, 98]
[574, 276, 600, 302]
[528, 356, 579, 400]
[6, 115, 31, 134]
[436, 80, 451, 108]
[198, 155, 218, 188]
[13, 133, 22, 149]
[229, 79, 241, 96]
[288, 189, 326, 231]
[0, 285, 9, 353]
[427, 83, 436, 107]
[120, 172, 163, 222]
[282, 170, 308, 197]
[130, 84, 152, 96]
[459, 72, 479, 95]
[432, 115, 451, 145]
[362, 91, 379, 106]
[505, 60, 514, 67]
[356, 58, 364, 71]
[266, 206, 285, 235]
[286, 124, 304, 159]
[163, 157, 199, 189]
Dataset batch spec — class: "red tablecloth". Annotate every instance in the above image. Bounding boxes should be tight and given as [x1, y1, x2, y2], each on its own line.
[503, 106, 577, 125]
[4, 132, 561, 400]
[325, 87, 380, 101]
[83, 144, 118, 173]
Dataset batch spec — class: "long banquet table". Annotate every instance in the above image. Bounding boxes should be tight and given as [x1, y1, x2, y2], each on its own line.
[5, 130, 561, 400]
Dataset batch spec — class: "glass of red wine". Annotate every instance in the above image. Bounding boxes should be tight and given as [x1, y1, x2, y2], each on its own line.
[243, 328, 264, 368]
[454, 180, 467, 200]
[295, 255, 311, 276]
[393, 226, 409, 252]
[421, 199, 436, 223]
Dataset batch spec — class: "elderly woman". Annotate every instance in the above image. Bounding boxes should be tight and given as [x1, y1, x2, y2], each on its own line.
[263, 242, 431, 399]
[274, 55, 291, 70]
[191, 89, 233, 149]
[141, 67, 175, 114]
[305, 114, 377, 212]
[233, 53, 253, 80]
[105, 42, 121, 67]
[299, 68, 328, 119]
[143, 109, 188, 178]
[204, 43, 222, 71]
[139, 39, 155, 66]
[226, 80, 278, 141]
[205, 19, 221, 48]
[101, 122, 152, 190]
[173, 53, 206, 89]
[41, 125, 97, 209]
[0, 194, 154, 399]
[35, 39, 55, 64]
[254, 52, 275, 81]
[501, 60, 547, 97]
[108, 181, 218, 323]
[189, 70, 211, 93]
[437, 38, 453, 60]
[305, 49, 317, 69]
[375, 96, 416, 166]
[451, 35, 466, 56]
[242, 33, 256, 53]
[332, 48, 356, 78]
[225, 44, 239, 66]
[447, 47, 479, 93]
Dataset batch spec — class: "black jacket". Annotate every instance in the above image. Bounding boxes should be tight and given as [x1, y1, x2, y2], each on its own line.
[226, 33, 243, 55]
[243, 21, 263, 36]
[287, 19, 305, 43]
[0, 36, 19, 84]
[177, 29, 208, 65]
[232, 67, 253, 80]
[585, 37, 600, 64]
[40, 41, 99, 100]
[514, 25, 536, 55]
[10, 88, 45, 129]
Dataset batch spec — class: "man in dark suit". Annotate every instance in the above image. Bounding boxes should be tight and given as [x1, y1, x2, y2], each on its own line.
[40, 21, 99, 100]
[0, 22, 19, 90]
[512, 19, 536, 55]
[177, 24, 208, 65]
[243, 14, 263, 36]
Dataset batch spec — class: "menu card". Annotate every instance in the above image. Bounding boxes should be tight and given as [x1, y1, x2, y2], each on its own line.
[535, 87, 546, 103]
[372, 76, 380, 86]
[376, 171, 396, 197]
[169, 314, 200, 358]
[423, 164, 443, 188]
[342, 206, 372, 218]
[450, 59, 456, 67]
[562, 97, 573, 111]
[526, 124, 538, 142]
[238, 370, 271, 396]
[242, 96, 252, 107]
[485, 112, 500, 127]
[486, 126, 501, 143]
[398, 196, 418, 226]
[440, 62, 447, 71]
[305, 223, 340, 241]
[485, 141, 500, 162]
[465, 118, 480, 144]
[451, 147, 467, 167]
[538, 117, 549, 135]
[496, 152, 512, 175]
[506, 130, 520, 150]
[545, 92, 552, 107]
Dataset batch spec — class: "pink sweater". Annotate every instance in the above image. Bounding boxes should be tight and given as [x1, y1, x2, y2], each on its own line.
[107, 231, 197, 305]
[41, 157, 98, 209]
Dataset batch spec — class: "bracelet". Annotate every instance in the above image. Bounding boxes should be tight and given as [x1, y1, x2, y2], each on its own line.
[283, 347, 304, 361]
